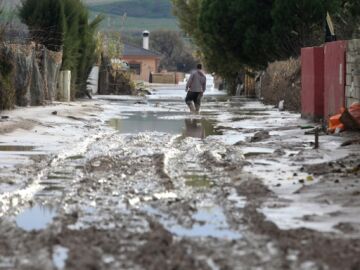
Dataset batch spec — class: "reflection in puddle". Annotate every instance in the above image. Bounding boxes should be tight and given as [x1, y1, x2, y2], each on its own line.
[16, 205, 57, 231]
[0, 145, 35, 151]
[52, 246, 69, 270]
[107, 112, 222, 138]
[185, 175, 214, 188]
[144, 206, 241, 240]
[182, 119, 222, 139]
[108, 112, 185, 134]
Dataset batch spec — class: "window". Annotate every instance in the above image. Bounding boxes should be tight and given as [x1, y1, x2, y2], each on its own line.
[129, 63, 141, 75]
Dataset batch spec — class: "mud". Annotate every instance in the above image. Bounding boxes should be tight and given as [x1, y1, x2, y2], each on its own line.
[0, 87, 360, 269]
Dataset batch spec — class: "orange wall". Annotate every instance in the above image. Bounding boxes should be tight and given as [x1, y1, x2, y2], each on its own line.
[122, 56, 159, 82]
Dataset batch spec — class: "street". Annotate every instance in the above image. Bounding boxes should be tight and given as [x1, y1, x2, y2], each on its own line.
[0, 86, 360, 270]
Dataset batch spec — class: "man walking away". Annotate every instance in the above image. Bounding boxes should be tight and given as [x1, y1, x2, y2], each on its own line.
[185, 64, 206, 113]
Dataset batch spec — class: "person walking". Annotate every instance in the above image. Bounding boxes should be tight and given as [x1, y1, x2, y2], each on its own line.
[185, 64, 206, 113]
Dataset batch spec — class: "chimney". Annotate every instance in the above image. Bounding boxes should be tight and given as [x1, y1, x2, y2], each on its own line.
[142, 30, 150, 50]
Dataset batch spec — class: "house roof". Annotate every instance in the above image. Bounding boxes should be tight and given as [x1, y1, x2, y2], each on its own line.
[123, 43, 162, 58]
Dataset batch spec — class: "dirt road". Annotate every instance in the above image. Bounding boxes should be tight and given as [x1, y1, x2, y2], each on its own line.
[0, 87, 360, 269]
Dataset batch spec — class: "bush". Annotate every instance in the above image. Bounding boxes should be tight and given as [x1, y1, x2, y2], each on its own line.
[260, 58, 301, 112]
[0, 48, 15, 110]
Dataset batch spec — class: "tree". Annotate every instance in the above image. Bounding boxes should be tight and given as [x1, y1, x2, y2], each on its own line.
[19, 0, 65, 51]
[19, 0, 103, 97]
[172, 0, 202, 40]
[150, 30, 196, 72]
[333, 0, 360, 39]
[199, 0, 275, 70]
[271, 0, 338, 59]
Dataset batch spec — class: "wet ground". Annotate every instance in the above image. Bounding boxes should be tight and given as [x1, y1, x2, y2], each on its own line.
[1, 86, 360, 269]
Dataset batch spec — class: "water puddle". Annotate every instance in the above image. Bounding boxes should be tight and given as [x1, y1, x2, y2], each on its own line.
[185, 175, 214, 188]
[144, 205, 241, 240]
[16, 204, 57, 231]
[52, 246, 69, 270]
[66, 155, 84, 160]
[108, 111, 222, 138]
[182, 119, 222, 139]
[243, 147, 274, 158]
[107, 112, 186, 134]
[0, 145, 35, 151]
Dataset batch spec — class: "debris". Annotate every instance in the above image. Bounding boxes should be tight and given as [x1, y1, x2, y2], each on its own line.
[328, 111, 345, 133]
[306, 176, 314, 182]
[278, 100, 285, 111]
[67, 116, 85, 121]
[329, 103, 360, 133]
[127, 197, 141, 206]
[341, 139, 360, 147]
[314, 128, 319, 149]
[300, 125, 315, 130]
[1, 116, 9, 119]
[153, 192, 177, 200]
[249, 131, 270, 142]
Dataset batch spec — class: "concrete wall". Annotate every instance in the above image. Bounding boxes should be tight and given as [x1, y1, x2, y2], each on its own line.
[301, 47, 324, 120]
[346, 39, 360, 107]
[324, 41, 347, 119]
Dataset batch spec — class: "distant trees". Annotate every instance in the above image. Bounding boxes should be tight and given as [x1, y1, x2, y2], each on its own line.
[19, 0, 103, 98]
[150, 30, 196, 72]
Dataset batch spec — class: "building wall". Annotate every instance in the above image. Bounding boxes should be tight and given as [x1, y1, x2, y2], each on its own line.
[122, 56, 159, 82]
[301, 47, 324, 120]
[346, 39, 360, 107]
[324, 40, 347, 119]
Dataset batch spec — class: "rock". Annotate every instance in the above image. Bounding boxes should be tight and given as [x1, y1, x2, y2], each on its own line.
[51, 111, 57, 115]
[1, 116, 9, 119]
[249, 131, 271, 142]
[274, 148, 286, 156]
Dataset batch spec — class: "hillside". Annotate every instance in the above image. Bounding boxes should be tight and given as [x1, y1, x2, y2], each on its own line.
[1, 0, 179, 32]
[89, 0, 178, 32]
[89, 0, 173, 18]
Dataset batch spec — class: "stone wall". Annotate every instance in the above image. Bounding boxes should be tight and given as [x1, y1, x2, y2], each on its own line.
[0, 42, 62, 108]
[346, 39, 360, 107]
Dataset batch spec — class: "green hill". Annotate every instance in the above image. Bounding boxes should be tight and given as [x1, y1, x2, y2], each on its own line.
[89, 0, 173, 18]
[89, 0, 178, 32]
[0, 0, 179, 32]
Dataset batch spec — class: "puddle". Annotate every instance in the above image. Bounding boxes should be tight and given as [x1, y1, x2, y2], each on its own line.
[242, 147, 274, 158]
[0, 145, 35, 151]
[144, 205, 241, 240]
[108, 112, 222, 138]
[16, 204, 57, 231]
[107, 112, 186, 134]
[182, 119, 222, 139]
[66, 155, 84, 160]
[52, 246, 69, 270]
[47, 174, 73, 180]
[185, 175, 214, 188]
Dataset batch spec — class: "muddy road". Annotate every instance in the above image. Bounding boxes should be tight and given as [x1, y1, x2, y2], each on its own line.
[1, 86, 360, 270]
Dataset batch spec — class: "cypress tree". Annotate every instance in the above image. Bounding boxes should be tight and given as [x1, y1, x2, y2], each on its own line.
[19, 0, 103, 98]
